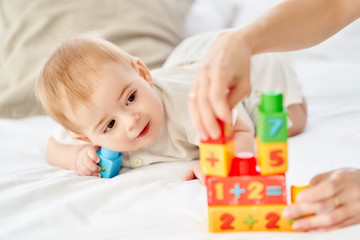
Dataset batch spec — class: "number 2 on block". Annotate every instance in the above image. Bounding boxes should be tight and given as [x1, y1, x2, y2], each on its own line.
[247, 181, 264, 200]
[267, 118, 283, 137]
[220, 213, 235, 230]
[265, 212, 280, 229]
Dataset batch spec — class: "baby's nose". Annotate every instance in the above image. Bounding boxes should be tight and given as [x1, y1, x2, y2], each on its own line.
[126, 113, 140, 132]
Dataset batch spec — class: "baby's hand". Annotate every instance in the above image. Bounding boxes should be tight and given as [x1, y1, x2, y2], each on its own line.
[184, 161, 205, 185]
[76, 145, 101, 177]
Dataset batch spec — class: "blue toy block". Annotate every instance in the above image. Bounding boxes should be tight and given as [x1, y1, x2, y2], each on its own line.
[97, 147, 123, 178]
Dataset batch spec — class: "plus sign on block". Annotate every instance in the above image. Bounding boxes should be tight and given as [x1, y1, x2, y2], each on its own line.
[200, 139, 235, 177]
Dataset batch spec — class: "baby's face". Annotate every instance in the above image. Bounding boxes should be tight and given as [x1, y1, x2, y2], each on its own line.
[69, 60, 164, 152]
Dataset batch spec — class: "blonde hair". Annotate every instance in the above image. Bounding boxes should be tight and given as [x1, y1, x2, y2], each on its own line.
[36, 36, 132, 133]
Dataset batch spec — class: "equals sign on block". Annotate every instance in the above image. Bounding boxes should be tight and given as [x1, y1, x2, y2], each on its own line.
[266, 186, 283, 196]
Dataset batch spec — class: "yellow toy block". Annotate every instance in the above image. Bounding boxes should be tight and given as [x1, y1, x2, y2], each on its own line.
[200, 140, 235, 177]
[208, 204, 294, 232]
[291, 184, 310, 203]
[256, 137, 287, 175]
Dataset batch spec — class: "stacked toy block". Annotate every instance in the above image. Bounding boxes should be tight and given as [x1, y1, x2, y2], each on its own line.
[201, 89, 298, 232]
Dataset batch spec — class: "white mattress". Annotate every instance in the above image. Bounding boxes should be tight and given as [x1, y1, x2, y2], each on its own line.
[1, 1, 360, 239]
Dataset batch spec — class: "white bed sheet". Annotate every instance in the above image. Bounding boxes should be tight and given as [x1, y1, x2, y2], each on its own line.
[1, 1, 360, 239]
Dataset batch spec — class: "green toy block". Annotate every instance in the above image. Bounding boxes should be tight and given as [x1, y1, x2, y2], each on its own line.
[257, 90, 288, 142]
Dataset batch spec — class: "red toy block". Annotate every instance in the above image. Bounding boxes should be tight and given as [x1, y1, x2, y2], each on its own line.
[201, 118, 234, 144]
[206, 175, 287, 206]
[229, 152, 260, 176]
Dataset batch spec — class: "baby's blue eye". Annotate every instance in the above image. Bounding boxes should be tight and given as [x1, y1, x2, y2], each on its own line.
[105, 120, 115, 132]
[127, 92, 136, 105]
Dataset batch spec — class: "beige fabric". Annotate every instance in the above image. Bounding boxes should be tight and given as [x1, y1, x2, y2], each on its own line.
[0, 0, 193, 118]
[164, 31, 303, 124]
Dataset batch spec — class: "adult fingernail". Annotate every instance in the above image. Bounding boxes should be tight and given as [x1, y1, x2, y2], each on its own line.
[282, 208, 292, 219]
[211, 128, 220, 139]
[201, 133, 208, 141]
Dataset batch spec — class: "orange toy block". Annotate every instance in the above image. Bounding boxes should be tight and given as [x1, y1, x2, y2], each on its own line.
[201, 118, 234, 144]
[256, 137, 288, 175]
[206, 175, 287, 206]
[290, 184, 315, 219]
[208, 204, 294, 232]
[291, 184, 310, 203]
[200, 140, 235, 177]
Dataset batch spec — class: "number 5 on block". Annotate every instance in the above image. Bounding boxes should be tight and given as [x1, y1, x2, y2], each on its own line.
[256, 137, 288, 175]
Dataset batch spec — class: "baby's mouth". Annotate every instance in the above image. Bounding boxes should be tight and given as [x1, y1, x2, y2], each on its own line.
[137, 122, 150, 138]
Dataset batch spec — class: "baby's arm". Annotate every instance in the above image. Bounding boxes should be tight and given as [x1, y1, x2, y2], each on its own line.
[287, 97, 307, 137]
[47, 136, 101, 177]
[233, 116, 255, 153]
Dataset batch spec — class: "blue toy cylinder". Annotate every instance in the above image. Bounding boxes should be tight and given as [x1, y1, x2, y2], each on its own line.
[98, 147, 120, 159]
[97, 147, 123, 178]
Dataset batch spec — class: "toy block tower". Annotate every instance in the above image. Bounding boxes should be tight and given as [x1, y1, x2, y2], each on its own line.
[201, 89, 301, 233]
[256, 89, 288, 175]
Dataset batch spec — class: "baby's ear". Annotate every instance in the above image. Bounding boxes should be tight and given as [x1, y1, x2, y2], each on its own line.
[131, 57, 152, 85]
[72, 132, 92, 143]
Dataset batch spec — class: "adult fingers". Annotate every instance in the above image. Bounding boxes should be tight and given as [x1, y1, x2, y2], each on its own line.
[189, 74, 209, 140]
[283, 181, 359, 221]
[283, 175, 360, 219]
[283, 197, 337, 220]
[197, 69, 221, 140]
[208, 64, 233, 125]
[227, 75, 251, 109]
[322, 211, 360, 231]
[296, 172, 345, 202]
[309, 171, 333, 186]
[291, 201, 360, 231]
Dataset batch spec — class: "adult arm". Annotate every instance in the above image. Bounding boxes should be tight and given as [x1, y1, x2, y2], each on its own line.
[189, 0, 360, 140]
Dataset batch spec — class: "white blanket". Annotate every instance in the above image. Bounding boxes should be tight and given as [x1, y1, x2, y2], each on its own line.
[1, 1, 360, 239]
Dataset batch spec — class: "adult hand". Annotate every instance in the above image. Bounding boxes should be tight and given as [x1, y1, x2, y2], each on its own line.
[189, 29, 252, 140]
[283, 168, 360, 231]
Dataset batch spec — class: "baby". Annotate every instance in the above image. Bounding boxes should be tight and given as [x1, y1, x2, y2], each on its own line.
[36, 36, 307, 183]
